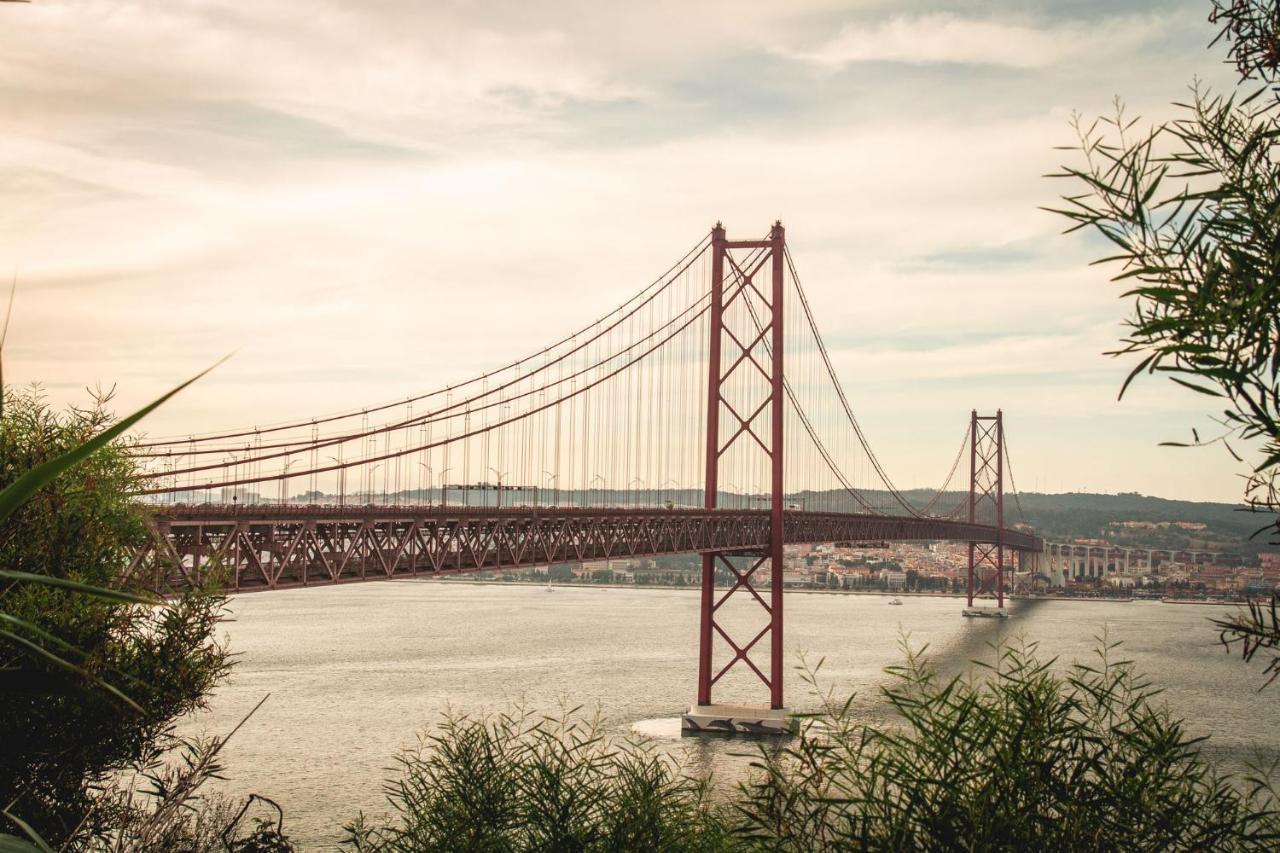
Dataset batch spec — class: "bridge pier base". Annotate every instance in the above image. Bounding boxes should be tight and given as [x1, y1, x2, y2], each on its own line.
[962, 607, 1009, 619]
[681, 703, 795, 736]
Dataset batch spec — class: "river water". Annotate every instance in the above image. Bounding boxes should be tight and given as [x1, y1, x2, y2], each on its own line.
[182, 582, 1280, 849]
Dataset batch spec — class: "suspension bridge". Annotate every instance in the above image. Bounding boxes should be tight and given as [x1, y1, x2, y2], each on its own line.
[125, 222, 1042, 730]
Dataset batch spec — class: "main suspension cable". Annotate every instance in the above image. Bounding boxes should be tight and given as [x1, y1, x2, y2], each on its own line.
[783, 247, 922, 516]
[135, 233, 712, 448]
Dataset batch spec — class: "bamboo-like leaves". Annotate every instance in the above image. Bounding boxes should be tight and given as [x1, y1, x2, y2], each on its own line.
[0, 811, 50, 853]
[0, 570, 156, 605]
[1049, 86, 1280, 510]
[1, 362, 222, 717]
[0, 359, 224, 524]
[0, 838, 43, 853]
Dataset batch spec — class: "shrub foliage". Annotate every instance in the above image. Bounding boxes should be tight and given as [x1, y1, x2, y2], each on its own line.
[350, 640, 1280, 852]
[737, 642, 1280, 851]
[344, 706, 729, 852]
[0, 386, 231, 846]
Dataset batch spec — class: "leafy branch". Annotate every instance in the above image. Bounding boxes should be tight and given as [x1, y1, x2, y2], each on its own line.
[1050, 1, 1280, 691]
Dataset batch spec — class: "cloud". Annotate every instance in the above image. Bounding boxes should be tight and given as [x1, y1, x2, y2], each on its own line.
[0, 2, 639, 159]
[781, 13, 1168, 69]
[0, 0, 1247, 502]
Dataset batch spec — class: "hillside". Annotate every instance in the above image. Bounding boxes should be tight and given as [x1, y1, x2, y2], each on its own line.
[892, 489, 1273, 556]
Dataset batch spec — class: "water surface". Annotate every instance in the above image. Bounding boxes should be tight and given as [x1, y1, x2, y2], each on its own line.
[184, 582, 1279, 849]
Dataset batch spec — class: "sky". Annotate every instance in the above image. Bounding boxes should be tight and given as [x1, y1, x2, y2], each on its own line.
[0, 0, 1255, 503]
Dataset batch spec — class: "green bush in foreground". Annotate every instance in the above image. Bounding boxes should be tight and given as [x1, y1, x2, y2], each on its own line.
[344, 706, 730, 852]
[0, 386, 234, 848]
[350, 640, 1280, 852]
[738, 641, 1280, 851]
[0, 375, 294, 851]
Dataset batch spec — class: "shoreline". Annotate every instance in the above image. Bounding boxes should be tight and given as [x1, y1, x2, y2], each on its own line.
[430, 578, 1215, 604]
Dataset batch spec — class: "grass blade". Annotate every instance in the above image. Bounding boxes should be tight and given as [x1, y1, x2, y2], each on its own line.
[0, 570, 158, 605]
[0, 628, 142, 712]
[0, 358, 226, 524]
[0, 836, 45, 853]
[0, 810, 53, 853]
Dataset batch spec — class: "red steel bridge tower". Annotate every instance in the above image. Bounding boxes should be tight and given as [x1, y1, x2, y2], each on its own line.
[966, 410, 1006, 612]
[687, 222, 791, 731]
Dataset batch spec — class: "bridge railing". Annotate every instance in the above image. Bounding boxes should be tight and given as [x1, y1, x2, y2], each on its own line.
[129, 504, 1040, 595]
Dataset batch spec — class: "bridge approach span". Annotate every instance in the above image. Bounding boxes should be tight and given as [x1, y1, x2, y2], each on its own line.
[129, 505, 1042, 595]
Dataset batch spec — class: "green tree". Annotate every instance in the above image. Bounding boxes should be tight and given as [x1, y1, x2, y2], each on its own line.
[1049, 0, 1279, 537]
[1049, 1, 1280, 685]
[548, 564, 577, 582]
[0, 386, 232, 845]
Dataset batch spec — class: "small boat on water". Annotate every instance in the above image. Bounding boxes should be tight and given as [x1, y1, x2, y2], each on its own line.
[888, 597, 903, 606]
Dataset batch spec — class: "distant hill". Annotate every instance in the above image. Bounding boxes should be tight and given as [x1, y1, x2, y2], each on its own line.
[891, 489, 1272, 556]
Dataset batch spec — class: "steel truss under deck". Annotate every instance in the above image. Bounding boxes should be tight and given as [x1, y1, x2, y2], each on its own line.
[127, 505, 1040, 596]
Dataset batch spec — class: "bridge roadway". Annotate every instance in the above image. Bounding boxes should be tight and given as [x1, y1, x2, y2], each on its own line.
[127, 504, 1043, 594]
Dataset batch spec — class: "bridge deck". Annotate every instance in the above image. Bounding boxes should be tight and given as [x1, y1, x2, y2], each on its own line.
[129, 505, 1042, 594]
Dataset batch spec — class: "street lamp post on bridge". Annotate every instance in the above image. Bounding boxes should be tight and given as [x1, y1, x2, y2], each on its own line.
[418, 462, 432, 506]
[326, 455, 346, 508]
[435, 467, 452, 508]
[279, 458, 297, 506]
[630, 477, 646, 508]
[489, 467, 508, 510]
[663, 478, 681, 508]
